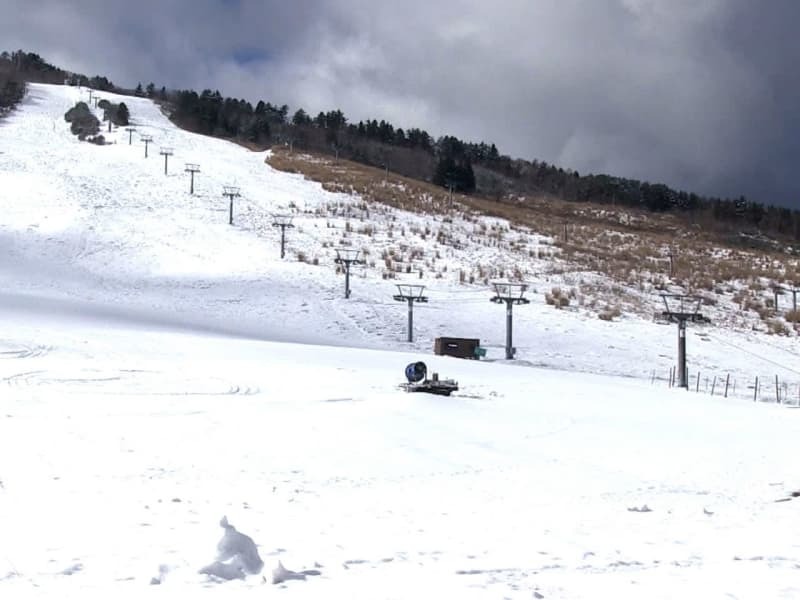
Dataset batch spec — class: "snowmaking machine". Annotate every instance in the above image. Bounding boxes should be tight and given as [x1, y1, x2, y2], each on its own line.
[400, 361, 459, 396]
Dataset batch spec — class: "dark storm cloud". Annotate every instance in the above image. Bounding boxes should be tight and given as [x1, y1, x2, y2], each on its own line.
[2, 0, 798, 206]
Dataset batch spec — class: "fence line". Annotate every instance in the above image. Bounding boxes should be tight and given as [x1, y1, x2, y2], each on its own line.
[653, 367, 800, 406]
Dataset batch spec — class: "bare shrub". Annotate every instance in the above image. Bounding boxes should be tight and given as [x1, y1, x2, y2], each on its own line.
[545, 287, 570, 308]
[700, 294, 717, 306]
[732, 289, 748, 305]
[742, 296, 762, 312]
[598, 305, 622, 321]
[694, 277, 715, 291]
[767, 319, 790, 336]
[785, 310, 800, 323]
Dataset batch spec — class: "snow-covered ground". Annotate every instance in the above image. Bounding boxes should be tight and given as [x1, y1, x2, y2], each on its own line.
[1, 84, 799, 598]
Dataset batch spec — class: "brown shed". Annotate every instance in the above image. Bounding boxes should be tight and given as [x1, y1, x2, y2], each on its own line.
[434, 337, 481, 359]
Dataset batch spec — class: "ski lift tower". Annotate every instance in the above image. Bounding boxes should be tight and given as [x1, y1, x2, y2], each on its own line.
[490, 282, 530, 360]
[393, 284, 428, 342]
[184, 163, 200, 195]
[660, 294, 709, 389]
[335, 248, 364, 299]
[223, 186, 240, 225]
[140, 134, 153, 158]
[271, 214, 294, 258]
[159, 147, 173, 175]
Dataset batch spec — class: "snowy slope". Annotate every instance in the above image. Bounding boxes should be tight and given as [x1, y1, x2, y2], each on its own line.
[2, 85, 799, 393]
[0, 83, 387, 347]
[1, 84, 799, 386]
[0, 84, 799, 598]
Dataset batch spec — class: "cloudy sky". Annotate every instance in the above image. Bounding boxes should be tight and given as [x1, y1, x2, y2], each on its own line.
[3, 0, 799, 207]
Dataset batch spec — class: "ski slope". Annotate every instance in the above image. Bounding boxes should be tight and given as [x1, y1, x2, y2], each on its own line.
[0, 84, 799, 598]
[1, 85, 798, 383]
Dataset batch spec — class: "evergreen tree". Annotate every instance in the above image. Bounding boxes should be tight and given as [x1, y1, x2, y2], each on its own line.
[433, 140, 475, 193]
[116, 102, 130, 126]
[325, 109, 346, 130]
[433, 154, 456, 188]
[458, 159, 476, 193]
[292, 108, 311, 126]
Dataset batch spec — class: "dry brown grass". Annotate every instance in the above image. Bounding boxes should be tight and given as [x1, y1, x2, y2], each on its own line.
[266, 147, 800, 330]
[767, 319, 791, 335]
[545, 287, 572, 308]
[598, 305, 622, 321]
[267, 147, 683, 244]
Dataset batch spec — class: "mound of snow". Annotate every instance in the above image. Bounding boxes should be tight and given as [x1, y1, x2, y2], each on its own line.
[199, 516, 263, 581]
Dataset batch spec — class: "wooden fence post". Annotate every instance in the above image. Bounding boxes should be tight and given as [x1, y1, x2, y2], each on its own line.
[754, 376, 759, 402]
[775, 375, 780, 404]
[724, 373, 730, 398]
[696, 371, 701, 392]
[711, 376, 717, 396]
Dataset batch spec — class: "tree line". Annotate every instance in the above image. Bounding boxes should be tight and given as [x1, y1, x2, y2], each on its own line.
[3, 49, 800, 245]
[162, 85, 800, 243]
[0, 51, 28, 112]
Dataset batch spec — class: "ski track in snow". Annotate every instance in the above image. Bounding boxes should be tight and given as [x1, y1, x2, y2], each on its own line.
[0, 340, 50, 359]
[0, 84, 799, 598]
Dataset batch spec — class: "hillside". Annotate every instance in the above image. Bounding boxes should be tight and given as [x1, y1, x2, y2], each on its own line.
[0, 84, 799, 598]
[1, 84, 799, 387]
[4, 50, 799, 245]
[267, 145, 800, 335]
[0, 85, 797, 385]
